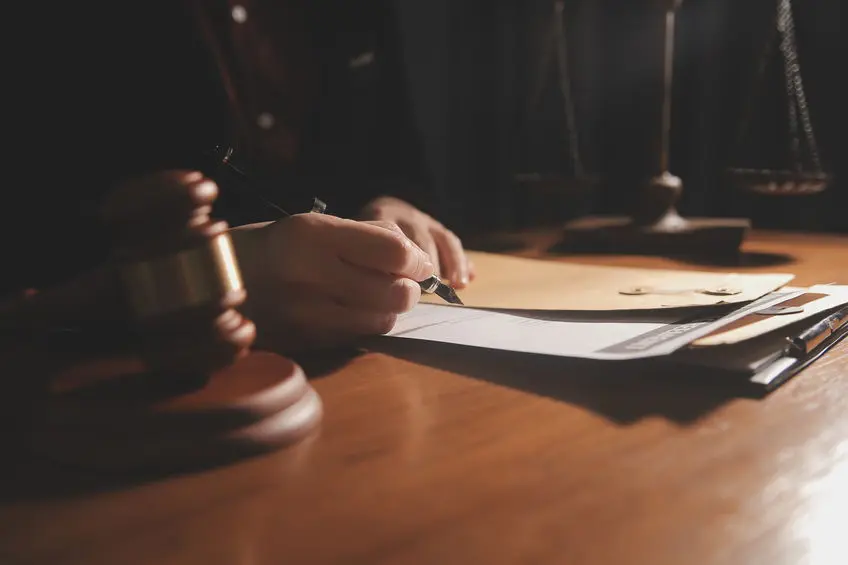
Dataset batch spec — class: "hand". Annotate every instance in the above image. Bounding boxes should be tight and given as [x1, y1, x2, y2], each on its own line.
[359, 197, 475, 288]
[233, 213, 435, 351]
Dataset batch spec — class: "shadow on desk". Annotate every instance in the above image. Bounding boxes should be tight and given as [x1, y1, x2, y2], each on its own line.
[0, 429, 296, 504]
[472, 233, 796, 268]
[369, 339, 757, 426]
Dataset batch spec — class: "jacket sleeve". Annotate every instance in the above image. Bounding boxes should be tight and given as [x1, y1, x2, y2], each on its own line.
[350, 0, 436, 217]
[279, 0, 436, 221]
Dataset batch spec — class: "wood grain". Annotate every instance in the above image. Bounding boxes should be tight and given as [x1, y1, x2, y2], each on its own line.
[0, 230, 846, 565]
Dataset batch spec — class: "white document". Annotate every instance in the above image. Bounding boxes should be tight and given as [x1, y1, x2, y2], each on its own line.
[386, 290, 803, 361]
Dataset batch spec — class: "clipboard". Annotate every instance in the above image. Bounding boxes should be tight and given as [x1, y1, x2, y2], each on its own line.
[674, 304, 848, 392]
[750, 322, 847, 391]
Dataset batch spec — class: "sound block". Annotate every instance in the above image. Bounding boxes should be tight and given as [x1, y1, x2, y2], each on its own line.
[27, 351, 322, 472]
[559, 215, 751, 258]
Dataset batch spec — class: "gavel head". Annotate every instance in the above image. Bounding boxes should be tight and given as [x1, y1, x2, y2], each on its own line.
[101, 170, 255, 377]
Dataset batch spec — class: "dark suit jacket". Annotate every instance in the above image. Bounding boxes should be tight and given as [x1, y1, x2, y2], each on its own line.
[3, 0, 431, 293]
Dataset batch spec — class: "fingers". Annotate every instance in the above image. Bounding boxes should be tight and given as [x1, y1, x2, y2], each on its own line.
[364, 217, 470, 288]
[279, 287, 400, 342]
[363, 221, 435, 268]
[432, 225, 470, 288]
[319, 260, 421, 313]
[254, 211, 474, 353]
[395, 221, 441, 278]
[330, 219, 435, 281]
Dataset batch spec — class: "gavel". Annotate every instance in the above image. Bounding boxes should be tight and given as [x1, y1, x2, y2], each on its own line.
[1, 170, 322, 472]
[104, 170, 256, 375]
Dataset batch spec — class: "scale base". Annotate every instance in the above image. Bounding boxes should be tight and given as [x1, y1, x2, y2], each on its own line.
[559, 214, 751, 258]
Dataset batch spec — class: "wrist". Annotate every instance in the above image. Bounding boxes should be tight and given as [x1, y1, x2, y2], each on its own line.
[229, 223, 270, 298]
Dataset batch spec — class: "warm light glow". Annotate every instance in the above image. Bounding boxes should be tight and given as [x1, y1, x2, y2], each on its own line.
[792, 440, 848, 565]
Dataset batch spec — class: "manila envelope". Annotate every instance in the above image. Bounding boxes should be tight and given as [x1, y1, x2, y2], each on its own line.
[422, 251, 795, 311]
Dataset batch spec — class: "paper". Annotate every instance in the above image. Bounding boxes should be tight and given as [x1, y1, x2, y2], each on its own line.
[390, 290, 802, 361]
[422, 252, 795, 311]
[692, 284, 848, 347]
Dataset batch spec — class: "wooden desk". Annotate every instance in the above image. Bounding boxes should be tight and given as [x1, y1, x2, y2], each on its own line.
[1, 230, 847, 565]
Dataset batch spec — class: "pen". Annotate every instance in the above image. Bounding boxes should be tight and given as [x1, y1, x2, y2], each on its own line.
[416, 274, 464, 305]
[751, 304, 848, 390]
[207, 147, 464, 306]
[785, 304, 848, 358]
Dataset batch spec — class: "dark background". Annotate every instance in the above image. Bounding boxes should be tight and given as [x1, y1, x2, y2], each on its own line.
[399, 0, 845, 235]
[3, 0, 843, 276]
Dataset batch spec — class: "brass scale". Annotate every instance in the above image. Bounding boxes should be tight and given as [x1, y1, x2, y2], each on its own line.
[519, 0, 834, 200]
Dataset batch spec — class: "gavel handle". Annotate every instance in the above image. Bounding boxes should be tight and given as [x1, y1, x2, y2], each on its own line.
[0, 264, 128, 337]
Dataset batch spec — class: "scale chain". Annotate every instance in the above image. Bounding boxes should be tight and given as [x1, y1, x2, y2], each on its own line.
[777, 0, 822, 173]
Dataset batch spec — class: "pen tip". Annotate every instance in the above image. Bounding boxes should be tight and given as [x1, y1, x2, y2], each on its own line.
[435, 284, 464, 305]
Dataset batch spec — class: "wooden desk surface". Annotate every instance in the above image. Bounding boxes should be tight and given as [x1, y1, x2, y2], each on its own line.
[1, 230, 847, 565]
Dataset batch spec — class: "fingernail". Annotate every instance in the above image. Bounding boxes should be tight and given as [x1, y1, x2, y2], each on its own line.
[451, 275, 467, 288]
[424, 260, 435, 276]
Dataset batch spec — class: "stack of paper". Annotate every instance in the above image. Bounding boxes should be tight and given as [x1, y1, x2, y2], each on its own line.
[383, 253, 848, 391]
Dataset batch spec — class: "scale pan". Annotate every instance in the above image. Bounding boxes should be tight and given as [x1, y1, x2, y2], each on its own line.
[727, 168, 832, 196]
